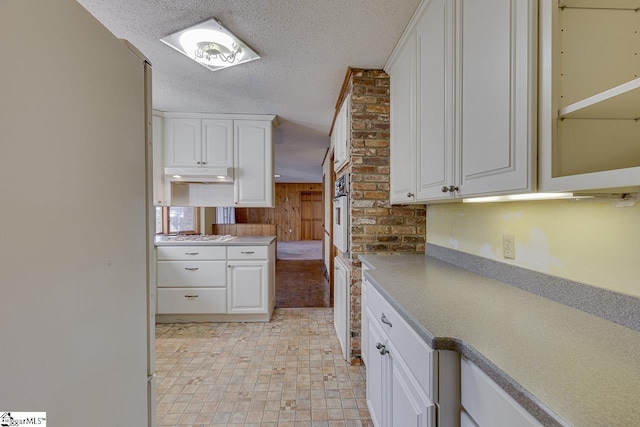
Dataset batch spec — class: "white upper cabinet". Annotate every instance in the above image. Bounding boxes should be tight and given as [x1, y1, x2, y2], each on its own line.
[158, 113, 276, 207]
[152, 114, 169, 206]
[389, 31, 417, 204]
[416, 0, 455, 201]
[539, 0, 640, 192]
[457, 0, 537, 197]
[164, 118, 233, 170]
[387, 0, 537, 203]
[164, 118, 202, 167]
[234, 120, 274, 207]
[333, 95, 351, 173]
[202, 119, 234, 169]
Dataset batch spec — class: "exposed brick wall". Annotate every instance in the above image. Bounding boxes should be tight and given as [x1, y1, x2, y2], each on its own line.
[334, 69, 426, 363]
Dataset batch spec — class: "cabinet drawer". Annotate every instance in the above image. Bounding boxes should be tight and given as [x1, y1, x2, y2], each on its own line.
[157, 261, 226, 287]
[158, 288, 226, 314]
[367, 285, 436, 400]
[461, 358, 543, 427]
[157, 245, 226, 261]
[227, 245, 268, 260]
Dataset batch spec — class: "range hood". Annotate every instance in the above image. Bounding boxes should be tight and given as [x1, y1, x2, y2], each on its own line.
[165, 167, 233, 183]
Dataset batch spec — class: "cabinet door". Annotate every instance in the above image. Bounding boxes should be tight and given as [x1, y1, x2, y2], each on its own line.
[361, 275, 369, 366]
[333, 258, 348, 360]
[389, 32, 417, 204]
[227, 260, 268, 314]
[202, 119, 233, 169]
[164, 118, 202, 167]
[416, 0, 456, 201]
[457, 0, 536, 197]
[334, 96, 350, 172]
[389, 341, 435, 427]
[234, 120, 274, 207]
[461, 358, 543, 427]
[152, 115, 167, 206]
[366, 309, 388, 427]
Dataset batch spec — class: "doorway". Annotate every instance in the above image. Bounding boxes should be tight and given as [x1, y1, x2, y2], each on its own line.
[300, 191, 323, 240]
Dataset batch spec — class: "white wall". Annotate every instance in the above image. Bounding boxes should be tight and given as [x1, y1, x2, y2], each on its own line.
[0, 1, 148, 424]
[427, 199, 640, 297]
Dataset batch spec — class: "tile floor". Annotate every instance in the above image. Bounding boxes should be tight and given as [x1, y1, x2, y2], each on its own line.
[156, 308, 373, 426]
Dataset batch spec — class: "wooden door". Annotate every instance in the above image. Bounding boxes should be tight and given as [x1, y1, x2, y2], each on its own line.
[300, 191, 323, 240]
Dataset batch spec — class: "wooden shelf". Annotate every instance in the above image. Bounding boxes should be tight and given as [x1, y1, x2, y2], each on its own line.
[558, 77, 640, 119]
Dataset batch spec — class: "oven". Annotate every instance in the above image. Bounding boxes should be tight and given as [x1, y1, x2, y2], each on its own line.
[333, 174, 349, 253]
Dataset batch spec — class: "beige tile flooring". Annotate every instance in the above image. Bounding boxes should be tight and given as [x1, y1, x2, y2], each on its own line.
[156, 308, 373, 427]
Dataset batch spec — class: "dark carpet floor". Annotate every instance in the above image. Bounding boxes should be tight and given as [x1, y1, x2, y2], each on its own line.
[275, 259, 330, 308]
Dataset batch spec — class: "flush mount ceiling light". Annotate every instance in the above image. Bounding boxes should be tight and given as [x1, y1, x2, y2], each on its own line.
[160, 18, 260, 72]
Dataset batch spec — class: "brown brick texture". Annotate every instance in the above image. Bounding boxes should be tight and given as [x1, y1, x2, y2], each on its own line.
[334, 69, 426, 363]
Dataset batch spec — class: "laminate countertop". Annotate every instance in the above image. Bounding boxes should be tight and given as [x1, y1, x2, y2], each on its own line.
[359, 254, 640, 427]
[155, 236, 276, 246]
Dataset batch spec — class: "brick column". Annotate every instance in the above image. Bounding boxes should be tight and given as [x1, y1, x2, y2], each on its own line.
[335, 69, 426, 363]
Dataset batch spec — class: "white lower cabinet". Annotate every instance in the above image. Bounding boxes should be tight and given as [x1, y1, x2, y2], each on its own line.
[227, 261, 268, 314]
[366, 285, 438, 427]
[156, 243, 275, 320]
[389, 340, 435, 427]
[334, 257, 350, 361]
[157, 288, 226, 314]
[157, 246, 226, 314]
[461, 358, 543, 427]
[366, 311, 386, 427]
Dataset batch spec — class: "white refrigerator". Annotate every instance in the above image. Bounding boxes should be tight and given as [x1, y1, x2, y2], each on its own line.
[0, 1, 156, 425]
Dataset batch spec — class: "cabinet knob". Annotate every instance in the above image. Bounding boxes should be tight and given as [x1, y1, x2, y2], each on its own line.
[184, 252, 199, 256]
[407, 192, 414, 198]
[441, 186, 449, 193]
[202, 161, 207, 165]
[184, 294, 199, 299]
[197, 161, 202, 165]
[241, 251, 255, 254]
[448, 185, 459, 193]
[376, 342, 389, 356]
[184, 267, 199, 271]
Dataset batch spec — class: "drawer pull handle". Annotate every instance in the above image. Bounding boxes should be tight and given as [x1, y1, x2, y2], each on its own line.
[381, 313, 392, 328]
[376, 342, 389, 356]
[185, 252, 199, 256]
[241, 251, 255, 254]
[184, 294, 198, 298]
[184, 267, 199, 271]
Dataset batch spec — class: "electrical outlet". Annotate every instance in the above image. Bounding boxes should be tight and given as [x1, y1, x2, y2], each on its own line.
[503, 234, 515, 259]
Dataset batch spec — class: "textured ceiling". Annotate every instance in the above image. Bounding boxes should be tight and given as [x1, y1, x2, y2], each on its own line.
[78, 0, 420, 182]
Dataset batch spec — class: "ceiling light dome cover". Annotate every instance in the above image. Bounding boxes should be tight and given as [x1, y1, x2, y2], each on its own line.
[160, 18, 260, 71]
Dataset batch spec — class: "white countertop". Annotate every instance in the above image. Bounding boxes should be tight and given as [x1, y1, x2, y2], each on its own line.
[360, 254, 640, 427]
[155, 236, 276, 246]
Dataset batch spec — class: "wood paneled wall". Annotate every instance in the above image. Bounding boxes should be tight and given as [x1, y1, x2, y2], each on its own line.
[212, 223, 276, 236]
[233, 183, 322, 241]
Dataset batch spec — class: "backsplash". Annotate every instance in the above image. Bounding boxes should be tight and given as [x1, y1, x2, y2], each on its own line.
[426, 198, 640, 298]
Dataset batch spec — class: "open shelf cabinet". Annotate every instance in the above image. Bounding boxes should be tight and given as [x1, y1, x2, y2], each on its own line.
[539, 0, 640, 192]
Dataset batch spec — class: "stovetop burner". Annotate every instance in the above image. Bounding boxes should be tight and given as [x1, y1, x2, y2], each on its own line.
[162, 234, 236, 242]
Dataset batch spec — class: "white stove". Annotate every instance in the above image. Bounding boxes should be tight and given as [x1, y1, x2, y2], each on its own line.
[159, 234, 236, 243]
